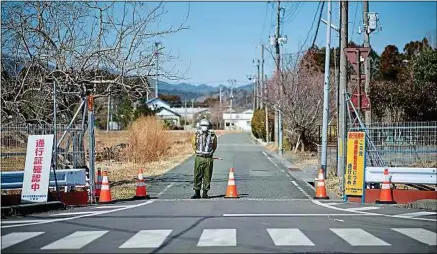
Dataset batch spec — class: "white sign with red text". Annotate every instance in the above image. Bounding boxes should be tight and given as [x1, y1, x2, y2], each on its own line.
[21, 135, 54, 203]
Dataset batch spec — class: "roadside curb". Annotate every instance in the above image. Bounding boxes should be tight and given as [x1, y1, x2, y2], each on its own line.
[1, 201, 67, 217]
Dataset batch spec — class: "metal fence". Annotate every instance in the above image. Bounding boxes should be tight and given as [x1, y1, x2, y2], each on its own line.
[1, 124, 87, 171]
[350, 122, 437, 168]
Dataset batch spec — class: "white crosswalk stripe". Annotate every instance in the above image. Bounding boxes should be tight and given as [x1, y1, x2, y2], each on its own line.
[1, 232, 44, 250]
[267, 228, 315, 246]
[119, 230, 173, 248]
[2, 227, 436, 250]
[41, 231, 108, 250]
[330, 228, 391, 246]
[197, 229, 236, 247]
[392, 228, 437, 246]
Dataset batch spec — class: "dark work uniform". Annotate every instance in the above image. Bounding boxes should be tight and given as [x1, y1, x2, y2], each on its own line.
[191, 130, 217, 198]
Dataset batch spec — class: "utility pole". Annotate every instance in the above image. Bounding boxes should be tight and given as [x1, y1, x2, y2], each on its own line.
[262, 45, 269, 143]
[228, 79, 236, 130]
[363, 0, 371, 125]
[256, 59, 261, 109]
[338, 1, 348, 194]
[219, 86, 223, 129]
[320, 0, 332, 179]
[275, 0, 283, 155]
[155, 42, 161, 98]
[184, 100, 187, 126]
[260, 44, 265, 109]
[106, 87, 111, 132]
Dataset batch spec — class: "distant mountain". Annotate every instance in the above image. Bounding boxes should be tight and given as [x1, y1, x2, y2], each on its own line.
[156, 80, 255, 104]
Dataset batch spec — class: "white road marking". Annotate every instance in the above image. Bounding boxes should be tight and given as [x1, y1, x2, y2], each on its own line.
[323, 202, 343, 205]
[223, 213, 379, 217]
[392, 228, 437, 246]
[395, 211, 437, 218]
[49, 211, 96, 216]
[2, 220, 46, 224]
[346, 206, 381, 211]
[312, 200, 437, 222]
[2, 200, 156, 229]
[119, 230, 173, 248]
[267, 228, 315, 246]
[330, 228, 391, 246]
[197, 229, 236, 247]
[1, 232, 44, 250]
[291, 180, 312, 199]
[157, 182, 175, 197]
[93, 205, 132, 209]
[41, 231, 108, 250]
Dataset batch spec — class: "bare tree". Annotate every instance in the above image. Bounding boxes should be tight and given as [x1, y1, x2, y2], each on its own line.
[264, 50, 336, 152]
[1, 1, 190, 125]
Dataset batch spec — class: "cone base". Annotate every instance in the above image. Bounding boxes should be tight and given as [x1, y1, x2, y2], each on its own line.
[376, 200, 396, 204]
[133, 195, 150, 200]
[314, 196, 330, 200]
[224, 196, 240, 199]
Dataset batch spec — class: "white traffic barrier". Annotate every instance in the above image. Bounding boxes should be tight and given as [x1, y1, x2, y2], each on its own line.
[365, 167, 437, 185]
[1, 169, 87, 190]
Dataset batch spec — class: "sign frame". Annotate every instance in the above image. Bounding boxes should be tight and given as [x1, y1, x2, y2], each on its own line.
[344, 131, 367, 200]
[21, 135, 54, 203]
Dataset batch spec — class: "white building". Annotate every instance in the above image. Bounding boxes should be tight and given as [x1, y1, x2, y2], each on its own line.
[222, 109, 254, 132]
[170, 107, 210, 123]
[146, 98, 181, 126]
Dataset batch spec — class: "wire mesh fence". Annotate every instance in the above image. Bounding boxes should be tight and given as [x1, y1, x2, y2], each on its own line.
[350, 121, 437, 168]
[1, 124, 87, 171]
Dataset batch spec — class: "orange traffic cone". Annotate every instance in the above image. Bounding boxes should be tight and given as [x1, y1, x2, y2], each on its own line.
[314, 169, 329, 199]
[95, 169, 102, 198]
[225, 168, 240, 198]
[98, 170, 112, 203]
[376, 168, 396, 204]
[134, 169, 149, 199]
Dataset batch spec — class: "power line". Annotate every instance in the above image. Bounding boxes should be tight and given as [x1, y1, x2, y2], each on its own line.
[259, 2, 271, 43]
[297, 1, 322, 53]
[311, 1, 326, 49]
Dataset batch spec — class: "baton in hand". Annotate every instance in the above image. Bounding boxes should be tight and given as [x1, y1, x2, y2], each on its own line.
[213, 157, 223, 160]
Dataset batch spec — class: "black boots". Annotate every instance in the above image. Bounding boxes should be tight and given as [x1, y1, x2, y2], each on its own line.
[191, 190, 209, 199]
[191, 190, 201, 199]
[202, 191, 209, 199]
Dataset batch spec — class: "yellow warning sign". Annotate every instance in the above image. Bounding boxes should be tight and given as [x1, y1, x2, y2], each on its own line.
[345, 132, 366, 196]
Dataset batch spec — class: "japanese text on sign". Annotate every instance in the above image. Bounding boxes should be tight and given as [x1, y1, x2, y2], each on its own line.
[345, 132, 366, 196]
[21, 135, 54, 203]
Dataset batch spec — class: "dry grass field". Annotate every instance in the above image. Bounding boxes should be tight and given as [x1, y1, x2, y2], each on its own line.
[92, 117, 229, 199]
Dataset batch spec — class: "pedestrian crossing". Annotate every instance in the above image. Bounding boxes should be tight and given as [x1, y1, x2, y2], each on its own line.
[1, 227, 436, 250]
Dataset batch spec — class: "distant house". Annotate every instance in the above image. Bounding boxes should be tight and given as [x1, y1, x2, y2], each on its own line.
[146, 98, 181, 126]
[170, 107, 210, 124]
[222, 109, 253, 132]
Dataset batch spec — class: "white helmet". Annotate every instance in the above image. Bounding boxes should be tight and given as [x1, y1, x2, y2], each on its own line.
[199, 118, 211, 132]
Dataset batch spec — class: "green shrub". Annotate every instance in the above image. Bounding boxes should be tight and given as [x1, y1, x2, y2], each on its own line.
[251, 109, 266, 141]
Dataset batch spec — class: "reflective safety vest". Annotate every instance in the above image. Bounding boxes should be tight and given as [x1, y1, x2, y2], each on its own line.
[195, 130, 215, 156]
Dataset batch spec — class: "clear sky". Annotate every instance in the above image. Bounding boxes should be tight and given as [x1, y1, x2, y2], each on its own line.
[152, 1, 436, 86]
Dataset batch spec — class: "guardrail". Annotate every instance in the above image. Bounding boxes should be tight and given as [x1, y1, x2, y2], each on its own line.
[1, 169, 87, 190]
[365, 167, 437, 185]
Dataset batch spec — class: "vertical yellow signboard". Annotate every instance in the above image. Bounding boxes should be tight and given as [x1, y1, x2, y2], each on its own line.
[345, 132, 366, 196]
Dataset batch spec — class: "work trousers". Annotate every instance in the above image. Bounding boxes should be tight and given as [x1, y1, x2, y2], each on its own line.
[193, 155, 214, 192]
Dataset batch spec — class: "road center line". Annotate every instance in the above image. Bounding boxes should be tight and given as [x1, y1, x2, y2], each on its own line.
[157, 182, 175, 197]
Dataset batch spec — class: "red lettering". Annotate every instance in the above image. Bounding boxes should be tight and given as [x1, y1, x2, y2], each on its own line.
[31, 183, 40, 191]
[33, 165, 42, 174]
[36, 139, 45, 147]
[31, 174, 41, 183]
[35, 147, 44, 157]
[34, 157, 43, 165]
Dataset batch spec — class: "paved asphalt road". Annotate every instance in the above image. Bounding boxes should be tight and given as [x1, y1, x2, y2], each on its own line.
[2, 133, 436, 253]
